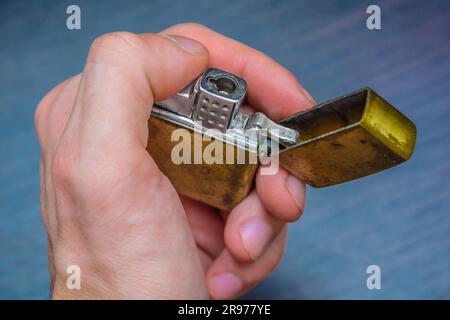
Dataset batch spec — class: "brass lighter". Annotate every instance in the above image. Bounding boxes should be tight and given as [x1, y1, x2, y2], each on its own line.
[147, 68, 416, 210]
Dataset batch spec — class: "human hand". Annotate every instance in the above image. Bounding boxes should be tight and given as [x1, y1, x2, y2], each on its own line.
[35, 23, 314, 299]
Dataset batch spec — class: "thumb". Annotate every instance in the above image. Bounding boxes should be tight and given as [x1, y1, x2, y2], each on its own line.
[64, 32, 209, 151]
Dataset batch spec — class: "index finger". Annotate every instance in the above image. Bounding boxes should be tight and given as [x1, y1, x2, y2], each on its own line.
[160, 23, 315, 120]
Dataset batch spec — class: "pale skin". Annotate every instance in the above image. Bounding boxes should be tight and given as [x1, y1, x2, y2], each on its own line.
[35, 23, 315, 299]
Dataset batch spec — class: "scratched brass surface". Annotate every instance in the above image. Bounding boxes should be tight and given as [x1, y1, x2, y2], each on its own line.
[148, 87, 417, 207]
[147, 116, 258, 211]
[278, 88, 417, 187]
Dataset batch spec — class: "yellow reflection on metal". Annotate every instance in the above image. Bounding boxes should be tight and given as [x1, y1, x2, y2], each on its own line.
[278, 88, 417, 187]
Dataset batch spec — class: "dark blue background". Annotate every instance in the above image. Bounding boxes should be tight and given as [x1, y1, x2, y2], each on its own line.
[1, 0, 449, 299]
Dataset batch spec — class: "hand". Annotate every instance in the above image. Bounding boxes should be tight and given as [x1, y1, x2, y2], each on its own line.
[35, 23, 315, 299]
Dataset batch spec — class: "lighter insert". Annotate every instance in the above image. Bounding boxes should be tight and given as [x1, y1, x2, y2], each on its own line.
[147, 68, 416, 210]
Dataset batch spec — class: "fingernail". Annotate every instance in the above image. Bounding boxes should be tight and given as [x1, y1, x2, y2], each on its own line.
[239, 218, 273, 260]
[286, 175, 305, 215]
[210, 273, 242, 300]
[165, 35, 205, 54]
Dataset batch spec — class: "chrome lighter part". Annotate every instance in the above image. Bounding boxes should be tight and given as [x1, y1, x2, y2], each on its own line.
[156, 81, 197, 117]
[193, 68, 247, 131]
[246, 112, 299, 147]
[152, 68, 300, 155]
[151, 105, 259, 152]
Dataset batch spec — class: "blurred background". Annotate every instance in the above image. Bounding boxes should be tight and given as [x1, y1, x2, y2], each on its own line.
[1, 0, 449, 299]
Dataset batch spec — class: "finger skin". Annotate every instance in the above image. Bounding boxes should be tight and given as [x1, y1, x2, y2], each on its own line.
[35, 74, 81, 158]
[257, 166, 306, 222]
[52, 32, 210, 209]
[207, 228, 287, 300]
[64, 32, 209, 154]
[181, 196, 225, 260]
[224, 191, 285, 262]
[161, 23, 315, 120]
[36, 75, 82, 249]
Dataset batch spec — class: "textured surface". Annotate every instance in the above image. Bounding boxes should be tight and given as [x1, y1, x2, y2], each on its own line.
[1, 0, 449, 299]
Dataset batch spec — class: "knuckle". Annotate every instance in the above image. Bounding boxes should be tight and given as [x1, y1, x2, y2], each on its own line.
[34, 90, 55, 139]
[51, 144, 77, 188]
[34, 76, 75, 143]
[34, 100, 47, 139]
[51, 144, 112, 198]
[34, 97, 46, 128]
[88, 31, 142, 60]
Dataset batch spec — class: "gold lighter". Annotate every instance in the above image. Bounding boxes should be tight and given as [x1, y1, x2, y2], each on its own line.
[147, 68, 416, 210]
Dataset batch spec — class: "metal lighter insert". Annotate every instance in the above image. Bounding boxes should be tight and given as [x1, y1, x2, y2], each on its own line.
[147, 68, 416, 210]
